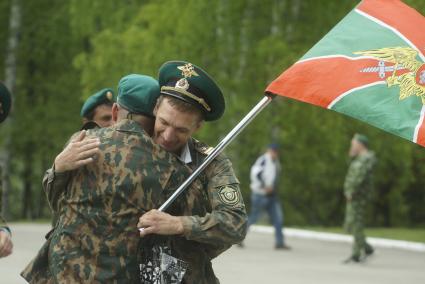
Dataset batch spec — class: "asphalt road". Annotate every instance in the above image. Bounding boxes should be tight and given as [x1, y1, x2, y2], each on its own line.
[1, 223, 424, 284]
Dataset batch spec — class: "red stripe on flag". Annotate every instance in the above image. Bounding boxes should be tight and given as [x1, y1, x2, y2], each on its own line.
[358, 0, 425, 55]
[266, 57, 388, 108]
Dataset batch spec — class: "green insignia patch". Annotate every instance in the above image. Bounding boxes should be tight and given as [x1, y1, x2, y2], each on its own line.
[218, 185, 240, 207]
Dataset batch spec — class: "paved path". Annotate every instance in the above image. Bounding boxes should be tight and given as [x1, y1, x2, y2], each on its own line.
[1, 223, 424, 283]
[0, 223, 49, 284]
[213, 228, 425, 284]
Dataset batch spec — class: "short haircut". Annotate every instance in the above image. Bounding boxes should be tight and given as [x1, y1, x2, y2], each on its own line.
[84, 102, 114, 120]
[157, 95, 204, 121]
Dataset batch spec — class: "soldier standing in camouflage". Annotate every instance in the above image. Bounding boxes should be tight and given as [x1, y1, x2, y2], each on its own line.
[21, 74, 198, 283]
[0, 81, 13, 258]
[137, 61, 247, 283]
[343, 133, 376, 263]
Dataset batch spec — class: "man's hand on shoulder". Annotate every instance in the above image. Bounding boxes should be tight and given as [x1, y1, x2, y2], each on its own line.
[138, 209, 184, 237]
[54, 130, 101, 173]
[0, 229, 13, 258]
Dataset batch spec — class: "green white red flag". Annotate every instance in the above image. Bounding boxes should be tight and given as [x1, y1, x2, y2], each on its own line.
[266, 0, 425, 146]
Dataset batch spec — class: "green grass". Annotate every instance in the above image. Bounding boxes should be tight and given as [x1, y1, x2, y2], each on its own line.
[295, 226, 425, 243]
[11, 218, 52, 224]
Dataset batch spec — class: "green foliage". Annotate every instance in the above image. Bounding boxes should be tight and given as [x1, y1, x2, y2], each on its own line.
[1, 0, 424, 227]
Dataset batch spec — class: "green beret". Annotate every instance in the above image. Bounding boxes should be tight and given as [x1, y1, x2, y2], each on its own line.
[354, 133, 369, 147]
[0, 82, 11, 123]
[117, 74, 160, 117]
[80, 88, 115, 118]
[158, 61, 225, 121]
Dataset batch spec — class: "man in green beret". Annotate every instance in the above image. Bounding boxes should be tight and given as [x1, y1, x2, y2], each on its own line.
[343, 133, 376, 263]
[137, 61, 247, 283]
[80, 88, 115, 128]
[21, 74, 200, 283]
[0, 81, 13, 259]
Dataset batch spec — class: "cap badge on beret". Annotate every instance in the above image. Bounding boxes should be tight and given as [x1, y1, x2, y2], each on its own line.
[106, 91, 113, 101]
[175, 63, 199, 91]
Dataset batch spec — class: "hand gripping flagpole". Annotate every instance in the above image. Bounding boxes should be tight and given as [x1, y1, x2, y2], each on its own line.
[158, 93, 275, 212]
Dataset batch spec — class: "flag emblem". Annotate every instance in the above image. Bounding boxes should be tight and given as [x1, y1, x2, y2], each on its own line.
[354, 47, 425, 104]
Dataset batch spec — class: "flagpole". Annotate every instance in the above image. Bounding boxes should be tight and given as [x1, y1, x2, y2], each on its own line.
[158, 93, 275, 212]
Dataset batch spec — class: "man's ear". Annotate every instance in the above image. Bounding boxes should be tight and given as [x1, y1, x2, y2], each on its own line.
[112, 103, 119, 122]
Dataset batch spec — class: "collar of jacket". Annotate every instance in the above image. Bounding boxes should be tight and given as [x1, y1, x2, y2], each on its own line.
[187, 138, 214, 168]
[114, 118, 146, 134]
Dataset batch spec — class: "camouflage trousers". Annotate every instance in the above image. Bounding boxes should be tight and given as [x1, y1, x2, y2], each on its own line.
[344, 200, 373, 258]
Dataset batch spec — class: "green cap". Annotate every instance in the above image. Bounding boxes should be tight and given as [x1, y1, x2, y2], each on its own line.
[158, 60, 225, 121]
[354, 133, 369, 147]
[117, 74, 160, 117]
[0, 82, 11, 123]
[80, 88, 115, 118]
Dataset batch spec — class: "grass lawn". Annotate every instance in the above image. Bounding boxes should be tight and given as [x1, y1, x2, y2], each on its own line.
[295, 226, 425, 243]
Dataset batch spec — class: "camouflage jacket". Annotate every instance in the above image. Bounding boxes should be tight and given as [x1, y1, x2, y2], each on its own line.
[149, 138, 247, 284]
[42, 168, 70, 215]
[42, 122, 101, 215]
[344, 151, 376, 201]
[22, 119, 194, 283]
[38, 131, 247, 284]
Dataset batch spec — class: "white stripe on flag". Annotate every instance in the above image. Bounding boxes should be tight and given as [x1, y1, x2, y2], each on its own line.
[296, 54, 375, 65]
[327, 81, 386, 109]
[354, 9, 425, 62]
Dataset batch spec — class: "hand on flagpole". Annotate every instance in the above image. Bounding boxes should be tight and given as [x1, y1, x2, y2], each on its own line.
[137, 209, 184, 237]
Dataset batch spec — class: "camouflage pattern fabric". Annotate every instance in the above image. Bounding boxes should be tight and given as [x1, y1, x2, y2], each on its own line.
[33, 130, 247, 283]
[43, 168, 71, 216]
[141, 138, 248, 284]
[21, 119, 194, 283]
[343, 151, 376, 258]
[43, 121, 101, 219]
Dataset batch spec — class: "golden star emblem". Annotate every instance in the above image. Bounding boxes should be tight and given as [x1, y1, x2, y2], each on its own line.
[177, 63, 199, 78]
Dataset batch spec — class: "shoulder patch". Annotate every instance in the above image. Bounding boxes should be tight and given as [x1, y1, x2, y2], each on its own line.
[193, 139, 214, 156]
[218, 185, 240, 207]
[202, 146, 214, 155]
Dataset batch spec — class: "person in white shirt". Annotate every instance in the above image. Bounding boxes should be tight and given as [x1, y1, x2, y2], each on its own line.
[244, 143, 290, 249]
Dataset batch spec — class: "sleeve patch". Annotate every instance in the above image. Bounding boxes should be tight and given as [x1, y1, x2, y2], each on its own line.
[218, 185, 240, 207]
